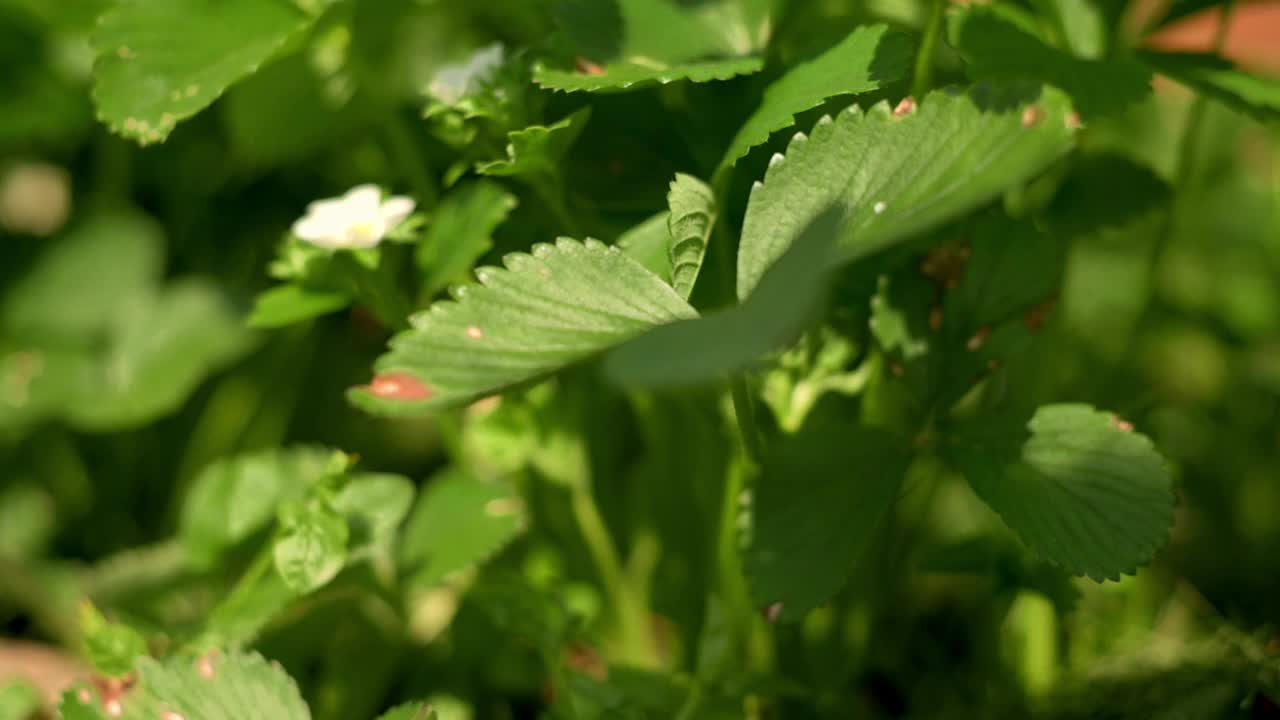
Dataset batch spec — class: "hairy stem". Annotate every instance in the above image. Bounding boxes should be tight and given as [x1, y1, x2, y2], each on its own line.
[570, 484, 659, 668]
[912, 0, 948, 99]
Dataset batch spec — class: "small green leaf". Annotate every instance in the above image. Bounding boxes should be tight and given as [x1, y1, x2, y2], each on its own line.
[0, 679, 41, 720]
[533, 0, 769, 93]
[1140, 51, 1280, 123]
[476, 108, 591, 179]
[400, 469, 525, 589]
[665, 173, 715, 301]
[737, 85, 1077, 299]
[247, 283, 353, 329]
[606, 208, 841, 388]
[180, 447, 333, 568]
[717, 24, 914, 178]
[418, 181, 518, 298]
[376, 703, 438, 720]
[948, 404, 1176, 581]
[349, 238, 696, 416]
[747, 423, 910, 621]
[616, 212, 672, 281]
[273, 499, 349, 593]
[79, 603, 148, 678]
[59, 650, 311, 720]
[947, 5, 1151, 119]
[91, 0, 313, 144]
[331, 472, 415, 558]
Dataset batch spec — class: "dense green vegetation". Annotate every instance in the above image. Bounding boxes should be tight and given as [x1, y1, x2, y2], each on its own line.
[1, 0, 1279, 718]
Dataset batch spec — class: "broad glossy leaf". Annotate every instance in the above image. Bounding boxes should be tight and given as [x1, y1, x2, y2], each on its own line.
[737, 85, 1077, 299]
[180, 447, 333, 568]
[248, 283, 352, 329]
[534, 0, 770, 93]
[1141, 51, 1280, 123]
[948, 404, 1175, 581]
[716, 24, 914, 178]
[665, 173, 715, 301]
[747, 423, 910, 621]
[476, 108, 591, 179]
[947, 5, 1151, 119]
[92, 0, 313, 144]
[418, 181, 518, 298]
[400, 469, 525, 588]
[59, 651, 310, 720]
[606, 208, 840, 388]
[274, 499, 349, 593]
[349, 238, 697, 416]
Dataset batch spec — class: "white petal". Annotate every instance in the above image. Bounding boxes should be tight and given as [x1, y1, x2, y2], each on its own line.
[380, 195, 416, 227]
[343, 218, 387, 248]
[343, 184, 383, 220]
[293, 213, 347, 246]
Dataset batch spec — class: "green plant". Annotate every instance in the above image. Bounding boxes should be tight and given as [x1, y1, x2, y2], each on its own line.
[2, 0, 1279, 718]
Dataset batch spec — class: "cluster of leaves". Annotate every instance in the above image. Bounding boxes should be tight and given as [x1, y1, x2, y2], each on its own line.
[2, 0, 1279, 718]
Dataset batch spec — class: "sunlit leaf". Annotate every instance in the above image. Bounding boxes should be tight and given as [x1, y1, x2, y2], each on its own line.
[948, 404, 1176, 581]
[273, 499, 349, 593]
[475, 108, 591, 179]
[350, 238, 696, 416]
[533, 0, 770, 93]
[665, 173, 715, 301]
[59, 650, 310, 720]
[92, 0, 313, 144]
[737, 85, 1077, 299]
[400, 469, 525, 589]
[717, 23, 914, 178]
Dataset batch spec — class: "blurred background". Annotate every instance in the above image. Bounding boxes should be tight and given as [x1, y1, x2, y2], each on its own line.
[1, 0, 1278, 718]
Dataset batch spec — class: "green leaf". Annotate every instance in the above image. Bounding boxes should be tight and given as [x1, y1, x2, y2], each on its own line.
[331, 473, 415, 558]
[349, 238, 697, 416]
[180, 447, 333, 568]
[747, 423, 910, 621]
[375, 703, 438, 720]
[716, 23, 915, 178]
[533, 0, 770, 93]
[91, 0, 312, 144]
[63, 280, 254, 431]
[247, 283, 352, 329]
[1029, 0, 1110, 59]
[400, 469, 525, 589]
[605, 208, 841, 388]
[948, 404, 1176, 581]
[475, 108, 591, 179]
[418, 181, 518, 298]
[0, 679, 40, 720]
[736, 85, 1077, 299]
[665, 173, 715, 301]
[273, 499, 349, 593]
[1, 212, 162, 342]
[947, 5, 1151, 119]
[59, 650, 310, 720]
[616, 212, 672, 281]
[1046, 153, 1171, 237]
[79, 603, 148, 678]
[1140, 51, 1280, 123]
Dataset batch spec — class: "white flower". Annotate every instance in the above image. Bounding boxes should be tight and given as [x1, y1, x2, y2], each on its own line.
[291, 184, 415, 249]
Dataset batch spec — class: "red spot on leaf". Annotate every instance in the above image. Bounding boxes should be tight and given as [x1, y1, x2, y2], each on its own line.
[1112, 416, 1135, 432]
[893, 96, 917, 117]
[575, 56, 605, 75]
[367, 372, 433, 401]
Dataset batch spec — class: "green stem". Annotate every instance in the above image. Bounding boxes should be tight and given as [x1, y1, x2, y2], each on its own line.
[570, 484, 659, 667]
[729, 378, 763, 467]
[912, 0, 948, 100]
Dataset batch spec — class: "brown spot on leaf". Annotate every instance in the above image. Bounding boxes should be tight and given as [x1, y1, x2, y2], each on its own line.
[893, 96, 917, 117]
[921, 243, 971, 289]
[465, 325, 484, 340]
[575, 56, 605, 75]
[966, 325, 992, 352]
[196, 652, 217, 680]
[1024, 296, 1058, 331]
[928, 305, 943, 332]
[763, 602, 784, 624]
[1022, 105, 1045, 128]
[565, 642, 607, 680]
[1065, 111, 1083, 130]
[1111, 416, 1134, 432]
[890, 363, 905, 377]
[367, 372, 433, 401]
